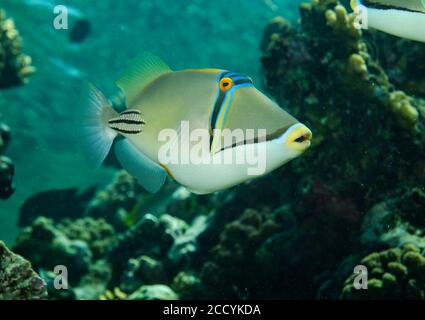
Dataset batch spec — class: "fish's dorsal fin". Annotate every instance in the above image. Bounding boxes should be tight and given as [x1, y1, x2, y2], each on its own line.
[116, 52, 172, 106]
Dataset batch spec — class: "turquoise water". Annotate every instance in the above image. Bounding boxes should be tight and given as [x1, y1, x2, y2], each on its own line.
[0, 0, 302, 244]
[2, 0, 425, 301]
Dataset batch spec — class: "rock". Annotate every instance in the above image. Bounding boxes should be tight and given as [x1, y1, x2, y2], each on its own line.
[128, 284, 178, 300]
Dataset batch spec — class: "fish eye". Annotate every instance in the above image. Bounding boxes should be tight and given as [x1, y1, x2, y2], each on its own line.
[219, 77, 233, 91]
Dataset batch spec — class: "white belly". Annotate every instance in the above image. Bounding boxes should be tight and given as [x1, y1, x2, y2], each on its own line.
[167, 138, 301, 194]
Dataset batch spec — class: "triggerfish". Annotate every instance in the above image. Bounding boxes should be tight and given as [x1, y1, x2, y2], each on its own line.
[351, 0, 425, 42]
[80, 53, 312, 194]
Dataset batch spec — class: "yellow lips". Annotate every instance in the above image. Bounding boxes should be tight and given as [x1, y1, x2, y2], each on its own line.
[284, 123, 313, 152]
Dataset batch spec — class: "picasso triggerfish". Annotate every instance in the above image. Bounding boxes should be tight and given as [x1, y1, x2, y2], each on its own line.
[80, 53, 312, 194]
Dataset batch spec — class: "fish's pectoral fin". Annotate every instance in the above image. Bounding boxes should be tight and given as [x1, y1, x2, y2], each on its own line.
[116, 52, 172, 106]
[114, 139, 167, 193]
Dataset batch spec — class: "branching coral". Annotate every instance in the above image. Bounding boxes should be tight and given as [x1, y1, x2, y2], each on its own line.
[341, 245, 425, 299]
[0, 241, 47, 300]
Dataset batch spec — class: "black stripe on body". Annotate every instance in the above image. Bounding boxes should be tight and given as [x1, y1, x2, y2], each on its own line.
[120, 110, 142, 115]
[210, 92, 226, 133]
[109, 119, 145, 125]
[109, 109, 145, 135]
[234, 79, 253, 86]
[109, 127, 142, 134]
[363, 0, 425, 13]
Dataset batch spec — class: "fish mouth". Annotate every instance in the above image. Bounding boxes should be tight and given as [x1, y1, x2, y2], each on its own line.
[214, 122, 309, 153]
[284, 123, 312, 152]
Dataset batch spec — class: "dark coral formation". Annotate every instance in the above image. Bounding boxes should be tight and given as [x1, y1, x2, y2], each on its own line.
[342, 245, 425, 299]
[86, 171, 146, 230]
[0, 109, 14, 200]
[0, 9, 34, 200]
[13, 217, 93, 284]
[0, 241, 47, 300]
[0, 154, 14, 199]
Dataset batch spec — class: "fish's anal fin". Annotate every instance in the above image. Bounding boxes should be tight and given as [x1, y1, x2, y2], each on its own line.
[116, 52, 172, 106]
[114, 139, 167, 193]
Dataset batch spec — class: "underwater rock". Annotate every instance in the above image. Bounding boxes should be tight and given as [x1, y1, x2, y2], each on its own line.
[107, 213, 175, 286]
[0, 155, 14, 199]
[13, 217, 92, 284]
[0, 9, 35, 88]
[57, 217, 117, 260]
[171, 272, 204, 300]
[200, 208, 282, 299]
[73, 260, 112, 300]
[167, 215, 209, 270]
[362, 187, 425, 250]
[86, 171, 146, 230]
[120, 255, 167, 293]
[166, 187, 216, 223]
[0, 113, 14, 199]
[41, 259, 112, 300]
[0, 241, 47, 300]
[341, 244, 425, 299]
[0, 119, 10, 152]
[128, 284, 178, 300]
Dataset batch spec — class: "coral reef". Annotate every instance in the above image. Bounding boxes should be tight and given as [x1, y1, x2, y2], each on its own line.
[0, 241, 47, 300]
[86, 171, 145, 230]
[0, 9, 34, 200]
[13, 217, 93, 284]
[5, 0, 425, 301]
[261, 0, 425, 208]
[120, 255, 167, 292]
[107, 213, 191, 286]
[12, 216, 116, 299]
[58, 217, 117, 259]
[341, 245, 425, 299]
[0, 9, 34, 88]
[362, 187, 425, 250]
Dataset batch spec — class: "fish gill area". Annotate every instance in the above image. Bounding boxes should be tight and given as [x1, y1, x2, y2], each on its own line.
[1, 0, 425, 300]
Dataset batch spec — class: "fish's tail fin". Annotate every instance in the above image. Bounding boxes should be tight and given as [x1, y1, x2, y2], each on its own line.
[79, 84, 118, 169]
